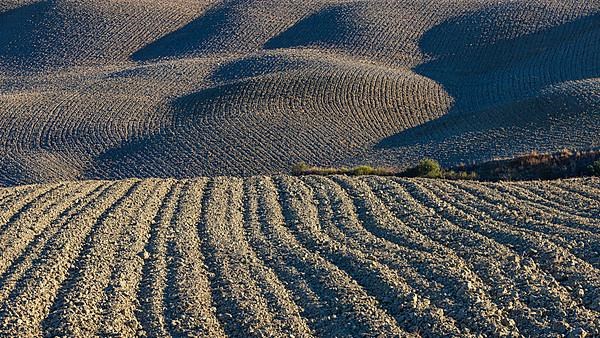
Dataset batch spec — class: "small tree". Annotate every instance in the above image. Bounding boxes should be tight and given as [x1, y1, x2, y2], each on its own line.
[404, 158, 443, 178]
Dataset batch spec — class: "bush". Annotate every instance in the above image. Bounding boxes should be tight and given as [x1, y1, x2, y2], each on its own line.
[403, 158, 443, 178]
[588, 160, 600, 176]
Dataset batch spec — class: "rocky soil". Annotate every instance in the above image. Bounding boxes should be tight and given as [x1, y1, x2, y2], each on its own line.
[0, 176, 597, 337]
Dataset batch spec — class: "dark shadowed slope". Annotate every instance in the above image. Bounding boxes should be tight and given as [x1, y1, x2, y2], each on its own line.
[132, 0, 324, 62]
[373, 8, 600, 166]
[0, 0, 213, 71]
[88, 51, 451, 178]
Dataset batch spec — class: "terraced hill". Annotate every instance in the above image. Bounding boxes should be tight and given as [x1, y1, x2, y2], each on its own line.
[0, 176, 598, 337]
[0, 0, 598, 185]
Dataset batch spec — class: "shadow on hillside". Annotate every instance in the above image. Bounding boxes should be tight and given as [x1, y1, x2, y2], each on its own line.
[131, 2, 234, 61]
[83, 80, 257, 179]
[0, 2, 52, 70]
[264, 4, 355, 49]
[377, 10, 600, 149]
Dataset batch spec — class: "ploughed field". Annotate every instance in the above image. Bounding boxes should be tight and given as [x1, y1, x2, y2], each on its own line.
[1, 0, 599, 185]
[0, 176, 598, 337]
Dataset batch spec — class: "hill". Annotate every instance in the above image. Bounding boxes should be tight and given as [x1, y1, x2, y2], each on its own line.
[0, 0, 598, 185]
[0, 176, 598, 337]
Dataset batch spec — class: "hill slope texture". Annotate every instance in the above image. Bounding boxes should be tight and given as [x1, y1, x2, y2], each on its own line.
[0, 0, 598, 185]
[0, 176, 598, 337]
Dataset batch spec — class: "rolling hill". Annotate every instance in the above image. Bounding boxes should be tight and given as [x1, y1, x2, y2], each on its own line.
[0, 1, 599, 336]
[0, 0, 598, 185]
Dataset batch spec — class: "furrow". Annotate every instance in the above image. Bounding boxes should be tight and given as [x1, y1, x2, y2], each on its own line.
[450, 180, 600, 269]
[136, 181, 182, 337]
[0, 182, 109, 306]
[297, 175, 465, 336]
[40, 180, 158, 337]
[244, 177, 322, 337]
[364, 176, 578, 336]
[240, 178, 316, 337]
[243, 176, 335, 336]
[98, 180, 174, 337]
[0, 183, 63, 233]
[512, 181, 600, 220]
[401, 178, 600, 334]
[421, 179, 600, 314]
[547, 180, 600, 216]
[0, 180, 139, 337]
[490, 182, 600, 231]
[273, 175, 417, 337]
[198, 177, 305, 337]
[163, 178, 226, 337]
[0, 182, 98, 279]
[0, 185, 37, 215]
[309, 175, 506, 335]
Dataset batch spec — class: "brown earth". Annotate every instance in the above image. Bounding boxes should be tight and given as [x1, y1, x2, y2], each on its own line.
[0, 2, 598, 336]
[0, 176, 598, 337]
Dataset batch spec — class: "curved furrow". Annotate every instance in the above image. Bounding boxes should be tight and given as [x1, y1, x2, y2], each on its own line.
[288, 175, 464, 336]
[254, 176, 408, 337]
[449, 180, 600, 268]
[0, 179, 139, 337]
[424, 179, 600, 302]
[0, 182, 95, 278]
[243, 177, 321, 337]
[364, 176, 582, 336]
[244, 176, 348, 337]
[97, 180, 174, 337]
[547, 180, 600, 215]
[241, 179, 317, 337]
[39, 180, 159, 337]
[162, 178, 226, 337]
[584, 179, 600, 191]
[404, 179, 600, 326]
[198, 177, 314, 337]
[0, 185, 36, 210]
[0, 182, 109, 306]
[492, 182, 600, 228]
[0, 182, 64, 235]
[136, 181, 182, 337]
[515, 182, 600, 222]
[304, 175, 506, 335]
[239, 178, 318, 337]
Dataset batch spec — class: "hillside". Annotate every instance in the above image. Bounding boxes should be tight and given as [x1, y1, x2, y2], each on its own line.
[0, 176, 598, 337]
[1, 1, 599, 337]
[0, 0, 598, 185]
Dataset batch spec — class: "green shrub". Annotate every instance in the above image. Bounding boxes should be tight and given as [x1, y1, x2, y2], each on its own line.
[404, 158, 443, 178]
[588, 160, 600, 176]
[350, 165, 375, 176]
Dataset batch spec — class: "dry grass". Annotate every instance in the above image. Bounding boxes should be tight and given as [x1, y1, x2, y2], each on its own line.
[464, 149, 600, 181]
[291, 163, 398, 176]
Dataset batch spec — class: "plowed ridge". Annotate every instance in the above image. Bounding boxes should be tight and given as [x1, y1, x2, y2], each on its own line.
[0, 176, 598, 337]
